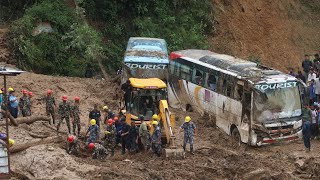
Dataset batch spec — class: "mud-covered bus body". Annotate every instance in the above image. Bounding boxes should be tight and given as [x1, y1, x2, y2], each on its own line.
[121, 37, 169, 84]
[168, 50, 303, 146]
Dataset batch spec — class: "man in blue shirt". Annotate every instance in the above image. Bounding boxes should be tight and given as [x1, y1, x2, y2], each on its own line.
[9, 90, 19, 118]
[309, 79, 316, 106]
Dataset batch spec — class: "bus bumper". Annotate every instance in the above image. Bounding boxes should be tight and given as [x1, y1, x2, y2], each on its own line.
[255, 130, 302, 146]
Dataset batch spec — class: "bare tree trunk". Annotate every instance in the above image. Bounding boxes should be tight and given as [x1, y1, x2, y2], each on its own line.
[0, 115, 50, 126]
[1, 109, 18, 126]
[10, 136, 63, 153]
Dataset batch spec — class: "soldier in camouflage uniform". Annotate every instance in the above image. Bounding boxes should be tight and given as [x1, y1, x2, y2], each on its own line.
[57, 95, 71, 134]
[151, 121, 162, 157]
[178, 116, 196, 155]
[19, 90, 30, 117]
[26, 91, 32, 116]
[103, 119, 116, 156]
[66, 135, 79, 155]
[46, 90, 56, 124]
[71, 97, 81, 136]
[88, 142, 108, 160]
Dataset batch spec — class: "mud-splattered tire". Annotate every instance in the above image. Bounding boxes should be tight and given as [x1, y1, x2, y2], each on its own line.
[231, 128, 241, 147]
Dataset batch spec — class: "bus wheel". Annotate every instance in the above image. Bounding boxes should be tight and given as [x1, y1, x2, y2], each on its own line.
[231, 127, 241, 147]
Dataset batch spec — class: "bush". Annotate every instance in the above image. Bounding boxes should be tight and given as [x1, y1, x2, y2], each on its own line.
[81, 0, 214, 68]
[8, 0, 105, 77]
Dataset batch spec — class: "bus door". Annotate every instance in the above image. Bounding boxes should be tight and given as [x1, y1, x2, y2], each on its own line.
[238, 82, 251, 143]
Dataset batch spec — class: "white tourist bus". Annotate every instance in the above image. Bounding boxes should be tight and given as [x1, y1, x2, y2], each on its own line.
[168, 50, 303, 146]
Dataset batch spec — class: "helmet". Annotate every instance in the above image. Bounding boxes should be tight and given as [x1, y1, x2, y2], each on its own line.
[108, 119, 113, 125]
[0, 90, 2, 94]
[28, 92, 33, 97]
[103, 106, 108, 110]
[139, 115, 144, 120]
[104, 130, 110, 134]
[90, 119, 96, 125]
[8, 87, 14, 92]
[74, 96, 80, 101]
[22, 89, 28, 94]
[152, 121, 158, 125]
[185, 116, 191, 122]
[113, 117, 118, 121]
[62, 95, 68, 101]
[67, 135, 74, 143]
[47, 89, 53, 94]
[152, 114, 158, 120]
[9, 139, 14, 146]
[88, 143, 95, 150]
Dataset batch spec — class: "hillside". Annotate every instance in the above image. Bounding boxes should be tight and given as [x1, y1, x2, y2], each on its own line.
[211, 0, 320, 72]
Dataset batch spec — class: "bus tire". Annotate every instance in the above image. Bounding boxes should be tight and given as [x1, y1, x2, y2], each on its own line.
[231, 127, 241, 146]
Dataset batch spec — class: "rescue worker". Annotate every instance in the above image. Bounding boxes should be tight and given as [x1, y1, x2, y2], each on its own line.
[102, 105, 109, 123]
[152, 114, 160, 126]
[151, 120, 161, 157]
[27, 91, 32, 116]
[66, 135, 79, 155]
[89, 104, 101, 128]
[86, 119, 99, 145]
[19, 90, 30, 117]
[178, 116, 196, 155]
[57, 95, 71, 134]
[88, 142, 108, 160]
[104, 119, 116, 156]
[8, 88, 19, 118]
[121, 80, 132, 108]
[302, 103, 312, 152]
[128, 121, 139, 153]
[71, 96, 81, 136]
[45, 90, 57, 125]
[120, 118, 130, 155]
[116, 117, 124, 145]
[139, 115, 150, 152]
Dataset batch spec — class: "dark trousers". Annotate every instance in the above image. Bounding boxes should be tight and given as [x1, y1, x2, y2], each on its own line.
[121, 137, 128, 153]
[9, 107, 18, 118]
[311, 124, 318, 137]
[303, 135, 311, 149]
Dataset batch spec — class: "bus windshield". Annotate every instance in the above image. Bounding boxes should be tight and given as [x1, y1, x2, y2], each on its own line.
[253, 81, 302, 123]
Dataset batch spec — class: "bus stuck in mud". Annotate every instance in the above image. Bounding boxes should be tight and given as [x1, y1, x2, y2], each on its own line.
[121, 37, 169, 83]
[168, 49, 303, 146]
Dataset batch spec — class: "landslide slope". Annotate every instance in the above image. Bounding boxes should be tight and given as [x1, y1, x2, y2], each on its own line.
[211, 0, 320, 72]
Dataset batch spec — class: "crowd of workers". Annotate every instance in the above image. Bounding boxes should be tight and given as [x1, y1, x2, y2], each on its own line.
[296, 53, 320, 152]
[3, 87, 196, 159]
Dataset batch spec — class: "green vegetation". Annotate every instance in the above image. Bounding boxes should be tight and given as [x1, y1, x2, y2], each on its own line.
[8, 0, 104, 76]
[6, 0, 214, 76]
[80, 0, 214, 70]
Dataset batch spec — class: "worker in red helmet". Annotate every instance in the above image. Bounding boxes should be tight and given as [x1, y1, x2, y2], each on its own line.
[45, 89, 57, 125]
[104, 119, 116, 156]
[70, 96, 81, 136]
[88, 142, 108, 160]
[19, 90, 30, 117]
[57, 95, 71, 134]
[66, 135, 79, 155]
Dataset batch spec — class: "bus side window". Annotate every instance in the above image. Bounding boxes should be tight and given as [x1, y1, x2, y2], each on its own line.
[193, 69, 204, 86]
[174, 62, 181, 77]
[170, 61, 175, 75]
[206, 73, 217, 91]
[234, 85, 243, 100]
[181, 64, 191, 81]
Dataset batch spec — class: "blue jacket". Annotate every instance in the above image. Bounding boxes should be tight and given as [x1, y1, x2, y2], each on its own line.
[309, 85, 316, 99]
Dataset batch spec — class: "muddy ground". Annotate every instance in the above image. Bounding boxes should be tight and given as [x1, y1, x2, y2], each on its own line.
[0, 72, 317, 180]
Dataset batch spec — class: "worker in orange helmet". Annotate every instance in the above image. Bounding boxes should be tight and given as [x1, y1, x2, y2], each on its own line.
[45, 89, 57, 125]
[70, 96, 81, 136]
[57, 95, 71, 134]
[66, 135, 79, 155]
[88, 142, 108, 160]
[104, 119, 116, 156]
[19, 90, 30, 117]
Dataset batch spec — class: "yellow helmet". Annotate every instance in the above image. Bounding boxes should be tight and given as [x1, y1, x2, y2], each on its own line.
[0, 90, 2, 94]
[152, 114, 158, 120]
[103, 105, 108, 110]
[9, 139, 15, 146]
[185, 116, 191, 122]
[152, 121, 158, 125]
[104, 130, 110, 134]
[90, 119, 96, 125]
[8, 87, 14, 92]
